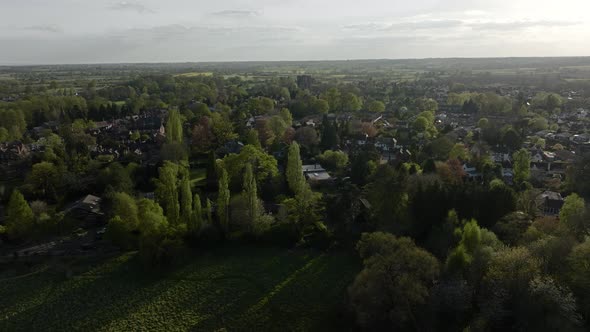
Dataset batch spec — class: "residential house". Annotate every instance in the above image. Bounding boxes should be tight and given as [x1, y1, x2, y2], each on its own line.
[216, 140, 244, 157]
[538, 191, 565, 216]
[463, 164, 482, 180]
[491, 152, 512, 163]
[374, 137, 397, 151]
[572, 134, 590, 144]
[302, 164, 332, 183]
[0, 141, 30, 161]
[502, 168, 514, 185]
[64, 195, 105, 227]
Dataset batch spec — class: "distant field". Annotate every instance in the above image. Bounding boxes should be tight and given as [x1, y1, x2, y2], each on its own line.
[176, 72, 214, 77]
[0, 246, 359, 331]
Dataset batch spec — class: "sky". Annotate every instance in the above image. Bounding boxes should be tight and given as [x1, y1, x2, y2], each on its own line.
[0, 0, 589, 64]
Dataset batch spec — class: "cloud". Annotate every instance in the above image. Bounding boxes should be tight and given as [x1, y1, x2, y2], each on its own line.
[390, 20, 464, 30]
[469, 20, 580, 30]
[24, 25, 63, 33]
[343, 23, 389, 31]
[109, 1, 154, 14]
[344, 20, 464, 32]
[211, 10, 260, 18]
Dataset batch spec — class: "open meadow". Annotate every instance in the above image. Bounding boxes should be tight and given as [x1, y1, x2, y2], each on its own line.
[0, 246, 360, 331]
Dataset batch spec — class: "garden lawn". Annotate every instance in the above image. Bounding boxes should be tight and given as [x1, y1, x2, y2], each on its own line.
[0, 246, 360, 331]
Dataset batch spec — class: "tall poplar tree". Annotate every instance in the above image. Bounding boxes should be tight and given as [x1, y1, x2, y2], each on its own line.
[179, 171, 192, 226]
[243, 163, 260, 230]
[513, 148, 531, 184]
[190, 193, 203, 236]
[155, 161, 180, 225]
[165, 109, 183, 143]
[205, 198, 213, 226]
[217, 166, 230, 233]
[286, 142, 305, 195]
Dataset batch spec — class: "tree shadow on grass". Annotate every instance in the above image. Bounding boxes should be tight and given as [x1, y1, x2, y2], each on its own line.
[0, 253, 182, 331]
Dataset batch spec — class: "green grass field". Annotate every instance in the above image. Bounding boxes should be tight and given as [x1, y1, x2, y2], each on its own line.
[0, 246, 360, 331]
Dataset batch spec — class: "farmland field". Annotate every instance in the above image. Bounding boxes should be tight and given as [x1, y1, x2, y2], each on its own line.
[0, 246, 360, 331]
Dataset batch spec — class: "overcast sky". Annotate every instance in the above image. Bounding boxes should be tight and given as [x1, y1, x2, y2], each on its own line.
[1, 0, 589, 64]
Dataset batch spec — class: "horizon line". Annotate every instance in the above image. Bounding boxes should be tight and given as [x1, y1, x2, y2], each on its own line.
[2, 55, 590, 67]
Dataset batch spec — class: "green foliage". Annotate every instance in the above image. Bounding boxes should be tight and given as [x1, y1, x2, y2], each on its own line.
[247, 96, 275, 115]
[445, 219, 482, 274]
[130, 130, 140, 141]
[0, 109, 27, 140]
[5, 190, 34, 239]
[323, 87, 341, 112]
[161, 142, 188, 162]
[340, 92, 362, 112]
[502, 127, 522, 151]
[367, 100, 386, 113]
[449, 143, 468, 161]
[211, 112, 237, 145]
[529, 116, 549, 132]
[217, 165, 230, 233]
[416, 98, 438, 112]
[413, 111, 438, 138]
[244, 129, 262, 148]
[567, 239, 590, 317]
[243, 163, 261, 231]
[286, 142, 305, 195]
[155, 161, 180, 225]
[282, 184, 323, 231]
[28, 161, 60, 198]
[0, 127, 10, 142]
[493, 212, 532, 246]
[295, 126, 319, 148]
[560, 194, 587, 240]
[268, 115, 289, 144]
[222, 145, 278, 185]
[477, 117, 489, 128]
[317, 150, 348, 172]
[413, 116, 429, 131]
[106, 192, 140, 249]
[567, 155, 590, 197]
[320, 115, 339, 150]
[137, 198, 172, 264]
[366, 166, 409, 231]
[484, 247, 541, 293]
[165, 109, 183, 143]
[532, 92, 563, 111]
[99, 162, 134, 194]
[349, 232, 440, 330]
[205, 198, 213, 226]
[462, 220, 482, 253]
[523, 276, 582, 331]
[189, 193, 203, 236]
[513, 148, 531, 184]
[106, 216, 135, 249]
[179, 172, 192, 225]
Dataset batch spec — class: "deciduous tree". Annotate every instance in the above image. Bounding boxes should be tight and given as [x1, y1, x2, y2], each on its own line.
[5, 190, 34, 239]
[348, 233, 440, 330]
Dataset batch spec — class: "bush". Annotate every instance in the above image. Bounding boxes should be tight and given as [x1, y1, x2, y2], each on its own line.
[198, 224, 223, 246]
[300, 222, 333, 250]
[260, 222, 300, 248]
